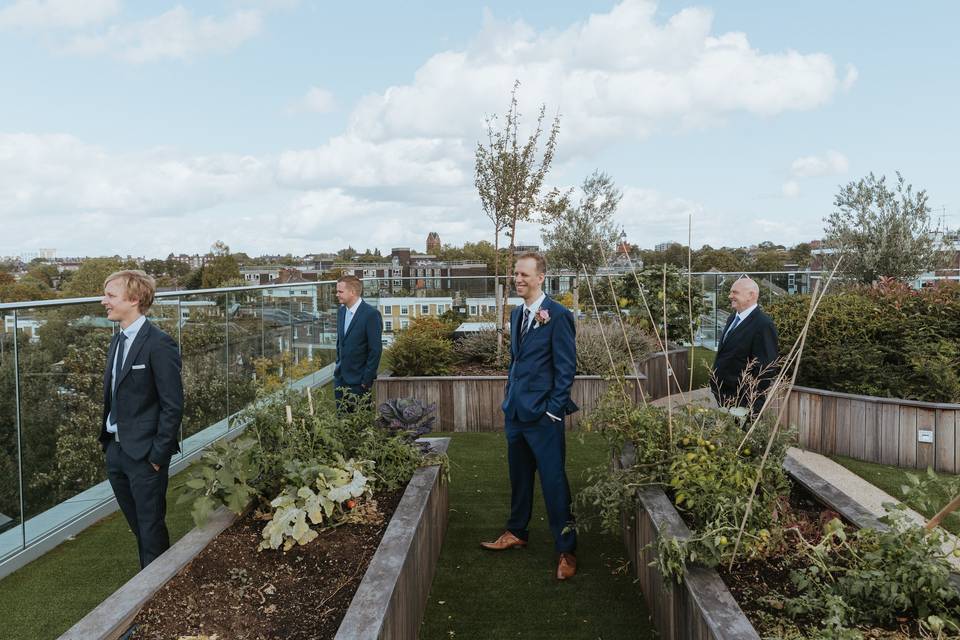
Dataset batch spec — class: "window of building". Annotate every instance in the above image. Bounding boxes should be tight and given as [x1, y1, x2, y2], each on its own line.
[437, 304, 445, 314]
[421, 304, 430, 315]
[385, 320, 393, 331]
[469, 305, 478, 315]
[382, 305, 392, 315]
[400, 319, 409, 329]
[400, 305, 409, 315]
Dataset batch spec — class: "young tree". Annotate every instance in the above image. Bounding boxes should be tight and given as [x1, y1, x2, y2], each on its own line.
[824, 172, 943, 283]
[202, 241, 241, 288]
[541, 171, 623, 319]
[475, 81, 560, 360]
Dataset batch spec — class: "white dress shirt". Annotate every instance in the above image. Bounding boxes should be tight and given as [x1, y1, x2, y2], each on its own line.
[106, 314, 147, 434]
[342, 298, 363, 334]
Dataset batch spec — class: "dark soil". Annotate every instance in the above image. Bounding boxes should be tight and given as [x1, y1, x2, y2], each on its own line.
[129, 487, 404, 640]
[718, 482, 922, 638]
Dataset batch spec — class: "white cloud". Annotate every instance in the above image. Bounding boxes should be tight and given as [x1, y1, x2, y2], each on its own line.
[782, 180, 800, 198]
[842, 63, 858, 90]
[790, 150, 848, 178]
[346, 0, 852, 154]
[0, 0, 120, 30]
[65, 6, 262, 62]
[287, 86, 336, 115]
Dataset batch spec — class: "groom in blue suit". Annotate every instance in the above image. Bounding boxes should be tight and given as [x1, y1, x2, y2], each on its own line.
[481, 252, 579, 580]
[334, 275, 382, 411]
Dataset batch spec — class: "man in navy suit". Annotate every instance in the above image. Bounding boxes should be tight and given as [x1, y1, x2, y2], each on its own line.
[99, 270, 183, 569]
[711, 277, 779, 415]
[481, 252, 580, 580]
[334, 275, 383, 411]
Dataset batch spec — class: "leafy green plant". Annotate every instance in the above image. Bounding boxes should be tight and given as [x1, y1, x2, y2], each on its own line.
[259, 457, 374, 551]
[177, 437, 260, 525]
[385, 330, 455, 376]
[454, 328, 504, 366]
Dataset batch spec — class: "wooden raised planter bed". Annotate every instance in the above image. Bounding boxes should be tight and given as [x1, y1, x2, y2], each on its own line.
[619, 443, 959, 639]
[785, 385, 960, 473]
[60, 438, 450, 640]
[375, 349, 690, 432]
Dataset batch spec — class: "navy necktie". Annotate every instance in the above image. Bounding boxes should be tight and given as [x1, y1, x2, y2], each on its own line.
[113, 331, 127, 402]
[724, 314, 742, 342]
[519, 308, 531, 343]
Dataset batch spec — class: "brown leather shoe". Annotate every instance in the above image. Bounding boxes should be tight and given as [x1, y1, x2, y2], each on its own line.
[480, 531, 527, 551]
[556, 553, 577, 580]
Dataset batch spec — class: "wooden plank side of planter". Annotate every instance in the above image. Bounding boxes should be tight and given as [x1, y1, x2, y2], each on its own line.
[833, 397, 852, 457]
[898, 406, 918, 469]
[632, 488, 760, 640]
[917, 408, 937, 471]
[939, 410, 958, 474]
[335, 438, 450, 640]
[862, 402, 879, 464]
[848, 399, 867, 460]
[819, 396, 837, 455]
[796, 392, 812, 449]
[879, 404, 900, 466]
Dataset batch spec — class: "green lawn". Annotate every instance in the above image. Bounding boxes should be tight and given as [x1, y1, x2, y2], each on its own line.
[688, 345, 714, 390]
[420, 432, 654, 640]
[0, 481, 198, 640]
[831, 455, 960, 534]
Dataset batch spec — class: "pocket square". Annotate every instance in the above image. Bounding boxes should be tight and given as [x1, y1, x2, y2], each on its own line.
[131, 364, 146, 370]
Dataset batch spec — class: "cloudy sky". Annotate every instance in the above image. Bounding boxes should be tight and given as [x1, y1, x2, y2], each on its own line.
[1, 0, 956, 258]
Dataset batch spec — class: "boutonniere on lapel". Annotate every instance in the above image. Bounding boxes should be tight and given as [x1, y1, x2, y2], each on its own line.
[534, 309, 550, 327]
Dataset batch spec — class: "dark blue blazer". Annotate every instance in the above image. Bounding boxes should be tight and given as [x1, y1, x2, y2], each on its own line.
[502, 296, 579, 422]
[711, 307, 778, 399]
[98, 319, 183, 466]
[335, 300, 383, 387]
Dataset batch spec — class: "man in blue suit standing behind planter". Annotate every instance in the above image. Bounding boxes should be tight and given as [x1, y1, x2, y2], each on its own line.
[481, 252, 579, 580]
[335, 275, 382, 411]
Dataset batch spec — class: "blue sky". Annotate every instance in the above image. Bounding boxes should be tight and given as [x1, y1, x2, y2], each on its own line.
[0, 0, 956, 258]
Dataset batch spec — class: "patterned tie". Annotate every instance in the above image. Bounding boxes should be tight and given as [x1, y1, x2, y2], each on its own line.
[723, 314, 742, 343]
[519, 308, 531, 344]
[113, 331, 127, 402]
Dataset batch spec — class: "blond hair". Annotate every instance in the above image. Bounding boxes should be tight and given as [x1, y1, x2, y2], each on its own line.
[104, 270, 156, 313]
[337, 274, 363, 296]
[514, 251, 547, 275]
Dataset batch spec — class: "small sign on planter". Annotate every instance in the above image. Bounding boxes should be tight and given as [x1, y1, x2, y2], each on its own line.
[918, 429, 934, 444]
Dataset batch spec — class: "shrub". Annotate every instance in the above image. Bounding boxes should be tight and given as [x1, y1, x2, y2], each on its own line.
[454, 328, 505, 366]
[385, 330, 455, 376]
[769, 280, 960, 402]
[575, 320, 656, 375]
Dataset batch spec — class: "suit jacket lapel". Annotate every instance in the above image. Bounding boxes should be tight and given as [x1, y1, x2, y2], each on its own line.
[117, 320, 151, 387]
[337, 305, 345, 342]
[518, 295, 550, 357]
[721, 310, 759, 349]
[104, 331, 121, 395]
[510, 306, 520, 360]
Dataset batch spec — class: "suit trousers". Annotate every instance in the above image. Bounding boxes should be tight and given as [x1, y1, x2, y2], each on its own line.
[504, 414, 577, 553]
[106, 439, 170, 569]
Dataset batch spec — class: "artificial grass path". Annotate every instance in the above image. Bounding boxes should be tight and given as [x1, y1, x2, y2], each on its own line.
[832, 454, 960, 535]
[0, 482, 197, 640]
[420, 432, 654, 640]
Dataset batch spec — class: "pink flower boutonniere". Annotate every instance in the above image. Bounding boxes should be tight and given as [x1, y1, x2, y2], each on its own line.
[535, 309, 550, 326]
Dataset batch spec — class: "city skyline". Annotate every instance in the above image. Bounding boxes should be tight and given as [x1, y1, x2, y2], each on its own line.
[1, 0, 957, 257]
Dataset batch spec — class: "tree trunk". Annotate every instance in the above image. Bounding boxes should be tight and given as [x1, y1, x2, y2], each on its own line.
[571, 277, 580, 324]
[494, 231, 503, 364]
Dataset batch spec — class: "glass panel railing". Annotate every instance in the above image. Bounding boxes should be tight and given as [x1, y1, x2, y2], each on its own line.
[178, 292, 228, 454]
[13, 301, 113, 543]
[0, 323, 22, 560]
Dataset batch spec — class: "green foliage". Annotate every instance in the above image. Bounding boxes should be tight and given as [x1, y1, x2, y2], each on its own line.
[61, 258, 135, 298]
[177, 437, 260, 524]
[615, 265, 707, 342]
[574, 320, 655, 375]
[577, 391, 792, 571]
[782, 508, 960, 634]
[824, 172, 944, 283]
[386, 323, 456, 376]
[454, 328, 504, 367]
[769, 281, 960, 402]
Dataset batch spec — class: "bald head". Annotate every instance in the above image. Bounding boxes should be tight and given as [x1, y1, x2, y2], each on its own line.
[729, 277, 759, 313]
